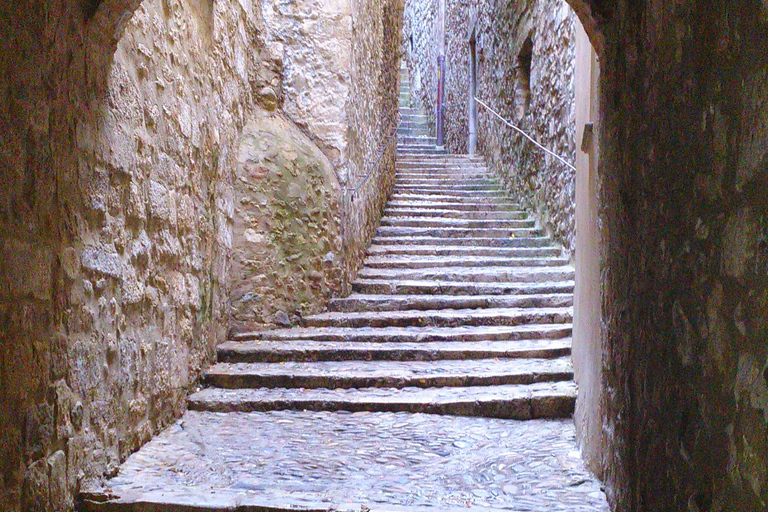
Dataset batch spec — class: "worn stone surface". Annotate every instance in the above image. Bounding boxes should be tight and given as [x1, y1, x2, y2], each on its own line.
[204, 357, 574, 390]
[235, 324, 573, 343]
[216, 337, 573, 362]
[80, 411, 609, 512]
[231, 112, 343, 329]
[1, 0, 274, 509]
[262, 0, 353, 173]
[188, 382, 578, 418]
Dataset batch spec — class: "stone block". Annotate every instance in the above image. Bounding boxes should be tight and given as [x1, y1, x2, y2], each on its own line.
[22, 459, 49, 512]
[47, 450, 69, 512]
[0, 239, 53, 301]
[81, 246, 124, 279]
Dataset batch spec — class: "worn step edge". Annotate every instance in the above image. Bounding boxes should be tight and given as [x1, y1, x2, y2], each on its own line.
[203, 357, 573, 390]
[232, 323, 573, 343]
[329, 293, 574, 312]
[189, 381, 577, 420]
[216, 338, 572, 363]
[351, 279, 574, 296]
[367, 245, 561, 257]
[356, 268, 575, 285]
[379, 219, 535, 229]
[375, 228, 541, 240]
[387, 199, 520, 208]
[79, 488, 515, 512]
[362, 256, 564, 269]
[302, 307, 573, 329]
[382, 209, 528, 220]
[369, 236, 553, 247]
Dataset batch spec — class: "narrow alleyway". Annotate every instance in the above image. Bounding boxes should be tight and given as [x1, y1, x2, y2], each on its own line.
[78, 69, 609, 512]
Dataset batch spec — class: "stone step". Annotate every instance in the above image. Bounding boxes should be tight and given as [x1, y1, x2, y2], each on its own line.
[389, 194, 517, 205]
[369, 235, 553, 247]
[352, 279, 574, 296]
[395, 172, 490, 179]
[394, 176, 495, 183]
[398, 120, 430, 128]
[367, 244, 562, 258]
[302, 307, 572, 329]
[394, 177, 496, 185]
[329, 293, 573, 313]
[400, 136, 437, 143]
[395, 168, 489, 175]
[396, 162, 486, 167]
[379, 217, 535, 229]
[385, 200, 520, 211]
[356, 266, 574, 284]
[397, 147, 442, 153]
[363, 254, 565, 268]
[189, 381, 577, 419]
[398, 123, 430, 131]
[203, 357, 574, 390]
[397, 156, 482, 163]
[398, 130, 432, 138]
[397, 142, 438, 147]
[390, 189, 509, 198]
[397, 150, 447, 156]
[383, 208, 527, 219]
[375, 226, 540, 239]
[394, 184, 502, 193]
[232, 323, 573, 343]
[397, 151, 450, 156]
[216, 338, 572, 363]
[396, 157, 482, 163]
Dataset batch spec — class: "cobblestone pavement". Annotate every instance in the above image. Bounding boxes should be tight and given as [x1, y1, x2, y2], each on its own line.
[84, 410, 609, 512]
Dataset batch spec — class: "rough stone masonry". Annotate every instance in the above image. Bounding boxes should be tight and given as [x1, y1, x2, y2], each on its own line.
[0, 0, 402, 510]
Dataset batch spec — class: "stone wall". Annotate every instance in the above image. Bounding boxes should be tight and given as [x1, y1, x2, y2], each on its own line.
[229, 0, 404, 331]
[0, 0, 401, 510]
[343, 0, 405, 289]
[593, 1, 768, 509]
[0, 0, 274, 509]
[404, 0, 577, 253]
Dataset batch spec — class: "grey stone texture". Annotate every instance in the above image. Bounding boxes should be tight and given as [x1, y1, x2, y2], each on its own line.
[0, 0, 402, 510]
[404, 0, 578, 254]
[231, 113, 343, 329]
[79, 411, 609, 512]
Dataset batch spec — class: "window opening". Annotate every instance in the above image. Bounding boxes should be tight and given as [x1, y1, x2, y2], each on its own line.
[515, 34, 533, 119]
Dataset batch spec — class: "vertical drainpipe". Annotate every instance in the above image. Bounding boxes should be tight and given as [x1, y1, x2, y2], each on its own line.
[436, 0, 446, 147]
[437, 56, 445, 146]
[468, 33, 477, 156]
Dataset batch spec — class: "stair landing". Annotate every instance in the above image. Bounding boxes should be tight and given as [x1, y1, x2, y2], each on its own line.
[79, 411, 607, 512]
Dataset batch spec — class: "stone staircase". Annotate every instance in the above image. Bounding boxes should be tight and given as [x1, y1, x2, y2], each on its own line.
[77, 67, 607, 512]
[397, 65, 442, 154]
[189, 67, 577, 420]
